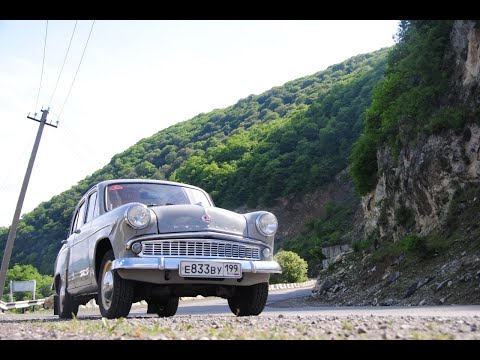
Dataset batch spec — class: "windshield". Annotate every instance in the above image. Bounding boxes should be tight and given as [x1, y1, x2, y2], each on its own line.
[104, 183, 212, 211]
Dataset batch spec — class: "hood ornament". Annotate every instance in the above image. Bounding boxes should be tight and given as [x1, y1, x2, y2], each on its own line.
[202, 214, 212, 223]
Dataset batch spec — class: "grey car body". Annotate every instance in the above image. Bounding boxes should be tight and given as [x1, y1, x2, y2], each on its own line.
[53, 179, 281, 319]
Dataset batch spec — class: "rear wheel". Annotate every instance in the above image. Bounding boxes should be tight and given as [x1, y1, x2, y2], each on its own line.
[97, 250, 134, 319]
[57, 277, 78, 319]
[228, 282, 268, 316]
[148, 296, 179, 317]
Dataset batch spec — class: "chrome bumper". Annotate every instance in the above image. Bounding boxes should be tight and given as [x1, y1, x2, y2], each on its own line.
[111, 257, 282, 274]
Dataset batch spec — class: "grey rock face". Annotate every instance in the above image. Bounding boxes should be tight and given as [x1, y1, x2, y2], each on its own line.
[380, 298, 396, 306]
[386, 271, 400, 285]
[313, 278, 335, 295]
[461, 272, 473, 282]
[405, 281, 420, 298]
[361, 21, 480, 243]
[436, 279, 451, 292]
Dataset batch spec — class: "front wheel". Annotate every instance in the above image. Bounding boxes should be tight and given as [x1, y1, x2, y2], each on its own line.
[228, 282, 269, 316]
[97, 250, 134, 319]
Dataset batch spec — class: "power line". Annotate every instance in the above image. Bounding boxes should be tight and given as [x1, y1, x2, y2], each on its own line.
[33, 20, 49, 113]
[48, 20, 78, 108]
[57, 20, 95, 123]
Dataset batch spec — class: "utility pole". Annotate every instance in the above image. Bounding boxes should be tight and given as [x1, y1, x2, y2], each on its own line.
[0, 108, 57, 300]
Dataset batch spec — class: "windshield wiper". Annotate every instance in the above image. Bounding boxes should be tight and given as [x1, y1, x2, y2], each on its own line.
[146, 203, 158, 207]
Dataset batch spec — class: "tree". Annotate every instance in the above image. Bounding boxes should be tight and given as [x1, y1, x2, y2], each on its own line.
[2, 264, 54, 301]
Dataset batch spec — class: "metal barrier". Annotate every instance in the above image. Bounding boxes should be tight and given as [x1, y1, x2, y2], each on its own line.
[0, 298, 45, 311]
[1, 280, 44, 312]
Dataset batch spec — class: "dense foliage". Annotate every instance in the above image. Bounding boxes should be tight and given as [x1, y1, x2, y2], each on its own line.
[281, 191, 359, 270]
[172, 54, 385, 207]
[270, 250, 308, 284]
[1, 264, 54, 301]
[350, 20, 458, 195]
[0, 49, 388, 274]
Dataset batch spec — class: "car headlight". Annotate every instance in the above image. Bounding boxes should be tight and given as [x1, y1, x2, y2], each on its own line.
[125, 204, 151, 230]
[255, 212, 278, 236]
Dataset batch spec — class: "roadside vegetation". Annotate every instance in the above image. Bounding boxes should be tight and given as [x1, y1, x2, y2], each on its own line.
[1, 264, 54, 302]
[270, 250, 308, 284]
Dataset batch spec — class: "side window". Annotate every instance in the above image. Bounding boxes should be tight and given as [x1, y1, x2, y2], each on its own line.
[71, 211, 80, 235]
[85, 192, 98, 223]
[74, 201, 87, 231]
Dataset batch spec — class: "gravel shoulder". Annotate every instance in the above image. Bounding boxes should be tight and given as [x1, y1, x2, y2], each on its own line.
[1, 304, 480, 340]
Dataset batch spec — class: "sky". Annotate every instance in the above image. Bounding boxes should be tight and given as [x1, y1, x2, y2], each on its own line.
[0, 20, 399, 227]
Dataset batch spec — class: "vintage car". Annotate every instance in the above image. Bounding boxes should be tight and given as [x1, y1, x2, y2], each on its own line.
[53, 179, 281, 319]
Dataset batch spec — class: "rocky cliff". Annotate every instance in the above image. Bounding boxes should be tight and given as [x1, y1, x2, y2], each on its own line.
[311, 21, 480, 306]
[363, 20, 480, 242]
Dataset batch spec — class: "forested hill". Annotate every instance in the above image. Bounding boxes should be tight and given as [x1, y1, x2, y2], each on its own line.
[0, 48, 388, 274]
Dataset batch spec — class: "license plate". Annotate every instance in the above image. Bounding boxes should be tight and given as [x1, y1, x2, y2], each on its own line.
[179, 261, 242, 278]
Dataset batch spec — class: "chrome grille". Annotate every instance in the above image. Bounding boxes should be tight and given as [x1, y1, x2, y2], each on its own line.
[141, 240, 261, 260]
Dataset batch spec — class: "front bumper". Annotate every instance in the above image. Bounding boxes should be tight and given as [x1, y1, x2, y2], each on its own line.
[112, 257, 282, 274]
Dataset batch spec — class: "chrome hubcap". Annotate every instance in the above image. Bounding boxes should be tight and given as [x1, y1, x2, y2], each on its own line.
[101, 260, 114, 310]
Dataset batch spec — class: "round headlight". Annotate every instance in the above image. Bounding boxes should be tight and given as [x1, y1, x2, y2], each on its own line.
[125, 204, 151, 230]
[255, 212, 278, 236]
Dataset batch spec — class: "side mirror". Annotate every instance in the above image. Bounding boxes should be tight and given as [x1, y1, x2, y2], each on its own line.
[61, 240, 67, 245]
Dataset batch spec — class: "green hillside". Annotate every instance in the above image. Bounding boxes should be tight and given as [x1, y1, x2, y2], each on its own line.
[350, 20, 471, 195]
[0, 48, 388, 275]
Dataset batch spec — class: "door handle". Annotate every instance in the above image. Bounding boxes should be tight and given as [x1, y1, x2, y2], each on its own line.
[74, 229, 81, 234]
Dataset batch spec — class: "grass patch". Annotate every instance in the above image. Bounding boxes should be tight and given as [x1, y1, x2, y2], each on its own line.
[373, 233, 427, 261]
[353, 232, 376, 253]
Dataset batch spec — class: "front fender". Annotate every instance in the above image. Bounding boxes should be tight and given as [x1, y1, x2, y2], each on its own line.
[54, 244, 69, 290]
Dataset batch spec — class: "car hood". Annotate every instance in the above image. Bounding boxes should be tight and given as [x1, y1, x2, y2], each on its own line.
[150, 205, 248, 237]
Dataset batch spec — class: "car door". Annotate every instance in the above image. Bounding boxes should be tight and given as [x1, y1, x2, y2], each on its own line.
[68, 198, 91, 289]
[63, 206, 81, 292]
[82, 190, 101, 290]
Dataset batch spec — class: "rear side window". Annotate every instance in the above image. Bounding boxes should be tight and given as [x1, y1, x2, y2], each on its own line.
[85, 192, 98, 223]
[73, 201, 87, 231]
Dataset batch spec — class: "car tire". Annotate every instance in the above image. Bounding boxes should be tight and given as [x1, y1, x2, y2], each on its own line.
[149, 296, 179, 317]
[97, 250, 134, 319]
[227, 282, 269, 316]
[57, 277, 79, 319]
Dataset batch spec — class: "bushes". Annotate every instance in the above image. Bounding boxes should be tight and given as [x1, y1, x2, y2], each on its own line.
[352, 234, 375, 253]
[373, 233, 427, 261]
[349, 20, 456, 196]
[2, 264, 54, 302]
[349, 133, 379, 195]
[270, 250, 308, 284]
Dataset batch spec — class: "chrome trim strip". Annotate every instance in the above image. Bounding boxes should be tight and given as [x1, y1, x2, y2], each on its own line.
[111, 257, 282, 274]
[126, 231, 266, 249]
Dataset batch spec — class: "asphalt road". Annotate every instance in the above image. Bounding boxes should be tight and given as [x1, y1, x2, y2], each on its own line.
[2, 285, 480, 320]
[128, 285, 480, 318]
